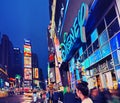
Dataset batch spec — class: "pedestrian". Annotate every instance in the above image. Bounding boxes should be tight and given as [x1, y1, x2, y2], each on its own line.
[76, 81, 93, 103]
[63, 86, 75, 103]
[90, 87, 107, 103]
[33, 91, 37, 103]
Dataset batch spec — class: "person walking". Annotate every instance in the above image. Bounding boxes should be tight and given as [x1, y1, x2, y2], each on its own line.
[76, 81, 93, 103]
[63, 87, 75, 103]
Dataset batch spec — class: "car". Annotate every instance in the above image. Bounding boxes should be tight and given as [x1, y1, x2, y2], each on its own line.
[24, 91, 33, 97]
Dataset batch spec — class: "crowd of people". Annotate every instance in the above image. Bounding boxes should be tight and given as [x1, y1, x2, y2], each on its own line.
[33, 81, 120, 103]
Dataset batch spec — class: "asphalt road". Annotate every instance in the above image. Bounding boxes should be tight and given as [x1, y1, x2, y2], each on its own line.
[0, 95, 38, 103]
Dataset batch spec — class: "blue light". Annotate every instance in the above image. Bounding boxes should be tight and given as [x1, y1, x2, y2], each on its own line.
[101, 42, 111, 58]
[76, 69, 80, 80]
[110, 32, 120, 51]
[79, 47, 83, 56]
[91, 29, 98, 43]
[99, 30, 108, 47]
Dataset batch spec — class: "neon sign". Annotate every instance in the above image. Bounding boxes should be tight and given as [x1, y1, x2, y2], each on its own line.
[60, 3, 88, 61]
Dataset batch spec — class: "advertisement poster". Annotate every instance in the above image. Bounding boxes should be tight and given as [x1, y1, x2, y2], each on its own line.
[24, 68, 32, 80]
[24, 57, 31, 68]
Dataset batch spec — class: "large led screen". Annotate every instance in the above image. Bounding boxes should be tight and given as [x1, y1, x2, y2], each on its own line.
[101, 42, 111, 58]
[91, 29, 98, 43]
[110, 32, 120, 51]
[24, 57, 31, 68]
[24, 68, 32, 80]
[24, 45, 31, 52]
[115, 65, 120, 83]
[112, 49, 120, 65]
[99, 30, 108, 47]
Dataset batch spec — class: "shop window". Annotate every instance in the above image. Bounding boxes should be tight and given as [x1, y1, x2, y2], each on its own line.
[89, 53, 94, 65]
[112, 50, 120, 65]
[79, 47, 83, 56]
[88, 45, 93, 56]
[108, 18, 120, 38]
[97, 20, 105, 35]
[94, 49, 102, 63]
[84, 58, 90, 68]
[107, 58, 114, 70]
[91, 29, 98, 43]
[86, 36, 91, 47]
[110, 32, 120, 51]
[90, 69, 94, 76]
[115, 65, 120, 84]
[101, 42, 111, 58]
[105, 6, 117, 26]
[79, 54, 84, 63]
[111, 70, 117, 89]
[99, 29, 108, 47]
[92, 65, 99, 75]
[93, 39, 99, 51]
[99, 62, 108, 72]
[84, 50, 88, 60]
[96, 75, 101, 88]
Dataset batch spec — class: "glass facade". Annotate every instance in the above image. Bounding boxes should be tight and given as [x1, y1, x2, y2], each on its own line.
[68, 2, 120, 89]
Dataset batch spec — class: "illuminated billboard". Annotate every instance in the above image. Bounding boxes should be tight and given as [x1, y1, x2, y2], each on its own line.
[33, 68, 39, 79]
[54, 36, 62, 65]
[49, 68, 56, 83]
[24, 45, 31, 56]
[24, 57, 31, 68]
[24, 68, 32, 80]
[24, 52, 31, 57]
[24, 45, 31, 52]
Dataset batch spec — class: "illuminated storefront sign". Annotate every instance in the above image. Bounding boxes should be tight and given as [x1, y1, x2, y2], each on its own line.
[60, 3, 88, 61]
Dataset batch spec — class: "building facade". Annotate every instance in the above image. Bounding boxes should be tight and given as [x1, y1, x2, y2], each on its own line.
[24, 39, 32, 89]
[58, 0, 120, 91]
[32, 53, 39, 88]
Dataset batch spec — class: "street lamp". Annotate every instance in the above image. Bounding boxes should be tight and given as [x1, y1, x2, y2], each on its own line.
[45, 80, 48, 90]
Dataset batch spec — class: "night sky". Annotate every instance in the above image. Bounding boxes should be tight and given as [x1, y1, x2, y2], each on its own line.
[0, 0, 50, 78]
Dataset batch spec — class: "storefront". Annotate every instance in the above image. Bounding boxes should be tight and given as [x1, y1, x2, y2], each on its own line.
[59, 0, 120, 89]
[0, 68, 8, 89]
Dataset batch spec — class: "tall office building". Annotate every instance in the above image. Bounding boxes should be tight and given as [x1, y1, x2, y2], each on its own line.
[32, 53, 39, 88]
[0, 34, 13, 88]
[13, 48, 23, 77]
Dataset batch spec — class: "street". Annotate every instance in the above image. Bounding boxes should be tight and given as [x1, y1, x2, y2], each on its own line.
[0, 94, 40, 103]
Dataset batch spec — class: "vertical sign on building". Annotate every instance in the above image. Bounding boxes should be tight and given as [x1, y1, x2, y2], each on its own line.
[24, 39, 32, 89]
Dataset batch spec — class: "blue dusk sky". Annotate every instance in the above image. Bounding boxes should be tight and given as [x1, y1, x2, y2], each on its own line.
[0, 0, 50, 78]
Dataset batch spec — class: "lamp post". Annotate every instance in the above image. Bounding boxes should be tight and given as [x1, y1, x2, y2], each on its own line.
[45, 80, 48, 90]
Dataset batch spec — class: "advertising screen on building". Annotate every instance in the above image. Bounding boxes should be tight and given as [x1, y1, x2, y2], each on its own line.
[24, 45, 31, 56]
[24, 57, 31, 68]
[24, 45, 31, 51]
[24, 68, 32, 80]
[49, 68, 55, 83]
[33, 68, 39, 79]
